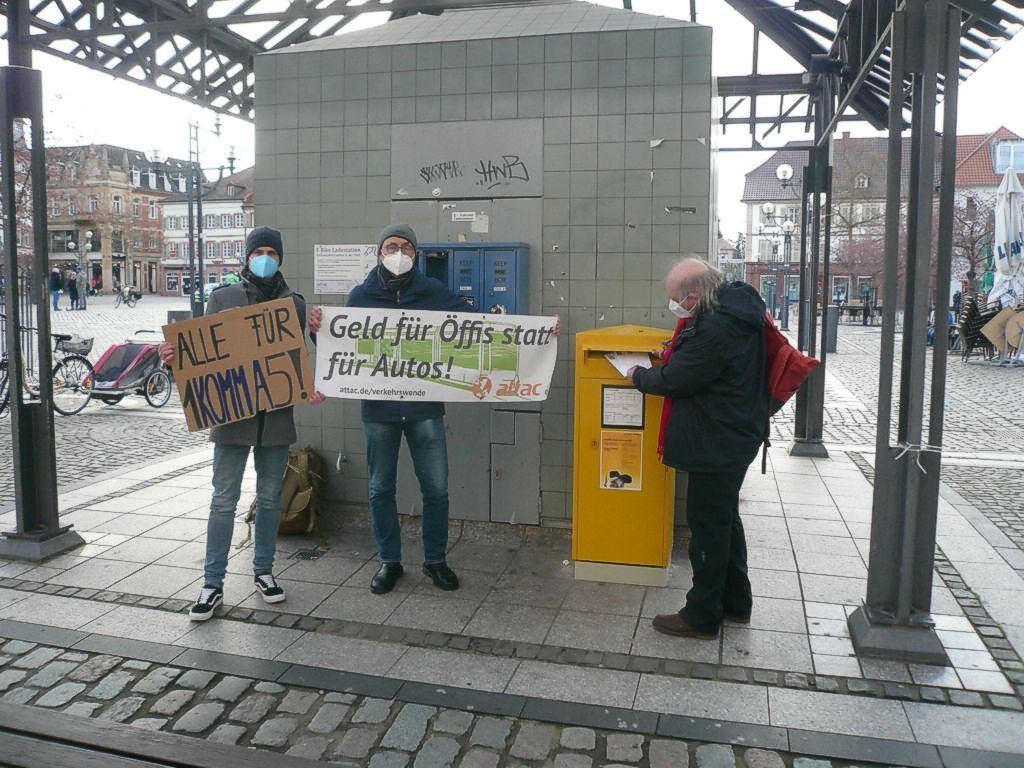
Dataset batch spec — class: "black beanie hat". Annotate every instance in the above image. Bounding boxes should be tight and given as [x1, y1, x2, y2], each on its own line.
[245, 226, 285, 262]
[377, 223, 417, 255]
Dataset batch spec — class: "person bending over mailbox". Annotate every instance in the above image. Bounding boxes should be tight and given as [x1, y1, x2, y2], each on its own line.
[628, 258, 769, 640]
[309, 224, 478, 595]
[159, 226, 326, 621]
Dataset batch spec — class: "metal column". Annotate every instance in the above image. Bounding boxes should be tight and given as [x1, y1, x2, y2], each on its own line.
[849, 0, 958, 664]
[790, 81, 831, 460]
[1, 63, 85, 560]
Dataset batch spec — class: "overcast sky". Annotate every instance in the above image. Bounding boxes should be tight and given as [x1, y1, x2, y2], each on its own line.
[3, 0, 1022, 238]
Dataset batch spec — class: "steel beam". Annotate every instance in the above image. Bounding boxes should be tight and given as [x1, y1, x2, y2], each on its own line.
[848, 0, 956, 665]
[1, 64, 84, 560]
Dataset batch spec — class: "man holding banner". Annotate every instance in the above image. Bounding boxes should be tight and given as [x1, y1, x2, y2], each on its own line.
[160, 226, 325, 621]
[311, 224, 478, 595]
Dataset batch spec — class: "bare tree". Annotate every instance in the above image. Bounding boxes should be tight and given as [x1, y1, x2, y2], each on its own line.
[952, 191, 995, 295]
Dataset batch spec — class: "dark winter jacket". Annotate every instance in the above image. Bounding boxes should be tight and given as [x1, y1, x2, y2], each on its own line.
[346, 265, 475, 423]
[204, 273, 308, 447]
[48, 272, 62, 292]
[631, 282, 769, 473]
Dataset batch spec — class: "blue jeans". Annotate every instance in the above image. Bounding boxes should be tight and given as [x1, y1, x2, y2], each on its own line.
[205, 443, 290, 588]
[365, 417, 449, 564]
[51, 290, 60, 310]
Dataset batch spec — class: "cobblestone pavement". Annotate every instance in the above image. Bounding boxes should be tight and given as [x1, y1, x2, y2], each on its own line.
[0, 295, 206, 510]
[771, 323, 1024, 557]
[0, 636, 901, 768]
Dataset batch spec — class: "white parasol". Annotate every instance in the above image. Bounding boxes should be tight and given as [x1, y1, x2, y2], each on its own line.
[990, 169, 1024, 308]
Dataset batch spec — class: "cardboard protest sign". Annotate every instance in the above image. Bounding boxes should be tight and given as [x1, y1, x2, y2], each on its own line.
[162, 298, 314, 432]
[316, 308, 557, 402]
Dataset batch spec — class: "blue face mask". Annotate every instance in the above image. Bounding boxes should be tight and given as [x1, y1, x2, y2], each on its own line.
[250, 254, 279, 278]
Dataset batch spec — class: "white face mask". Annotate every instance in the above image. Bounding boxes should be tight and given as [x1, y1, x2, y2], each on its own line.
[669, 298, 695, 319]
[381, 252, 414, 276]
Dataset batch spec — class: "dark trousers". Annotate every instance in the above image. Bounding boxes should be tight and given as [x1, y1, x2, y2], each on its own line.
[679, 470, 752, 633]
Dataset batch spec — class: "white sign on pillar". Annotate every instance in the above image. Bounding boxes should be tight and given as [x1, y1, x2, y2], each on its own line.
[313, 244, 378, 295]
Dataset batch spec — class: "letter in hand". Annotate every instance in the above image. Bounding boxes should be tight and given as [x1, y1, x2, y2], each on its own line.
[309, 306, 323, 335]
[626, 365, 638, 380]
[158, 341, 176, 366]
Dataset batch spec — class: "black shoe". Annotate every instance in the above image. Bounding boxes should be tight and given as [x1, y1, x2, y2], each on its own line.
[724, 611, 751, 624]
[254, 573, 286, 604]
[423, 562, 459, 591]
[189, 584, 223, 621]
[371, 562, 404, 594]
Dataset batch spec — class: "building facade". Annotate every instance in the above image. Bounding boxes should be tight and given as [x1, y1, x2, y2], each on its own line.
[45, 145, 189, 292]
[741, 128, 1024, 306]
[159, 167, 254, 296]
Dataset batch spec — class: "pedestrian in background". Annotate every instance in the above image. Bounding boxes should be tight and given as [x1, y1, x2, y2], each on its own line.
[48, 268, 62, 311]
[159, 226, 326, 621]
[67, 271, 80, 310]
[629, 258, 769, 640]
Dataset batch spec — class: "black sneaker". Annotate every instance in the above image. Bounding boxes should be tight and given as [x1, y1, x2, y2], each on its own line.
[254, 573, 286, 604]
[189, 585, 223, 621]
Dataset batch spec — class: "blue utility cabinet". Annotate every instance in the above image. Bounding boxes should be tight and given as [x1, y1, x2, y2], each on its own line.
[418, 242, 529, 314]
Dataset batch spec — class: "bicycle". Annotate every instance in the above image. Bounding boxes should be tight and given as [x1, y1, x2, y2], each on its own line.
[114, 285, 142, 308]
[0, 314, 95, 416]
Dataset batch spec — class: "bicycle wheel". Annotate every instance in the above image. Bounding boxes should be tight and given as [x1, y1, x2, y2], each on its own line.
[126, 296, 138, 308]
[51, 355, 94, 416]
[114, 292, 122, 308]
[144, 369, 172, 408]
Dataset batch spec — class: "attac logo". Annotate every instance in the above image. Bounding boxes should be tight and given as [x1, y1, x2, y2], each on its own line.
[471, 375, 493, 400]
[495, 377, 544, 398]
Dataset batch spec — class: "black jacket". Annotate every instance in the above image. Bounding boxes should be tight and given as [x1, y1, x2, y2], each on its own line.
[48, 272, 62, 292]
[347, 265, 475, 423]
[632, 282, 769, 473]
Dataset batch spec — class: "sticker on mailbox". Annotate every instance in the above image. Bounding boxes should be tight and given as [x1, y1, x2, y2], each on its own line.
[600, 430, 643, 491]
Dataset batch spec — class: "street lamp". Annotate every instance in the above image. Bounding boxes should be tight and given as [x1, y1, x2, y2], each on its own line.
[759, 202, 796, 330]
[65, 229, 92, 310]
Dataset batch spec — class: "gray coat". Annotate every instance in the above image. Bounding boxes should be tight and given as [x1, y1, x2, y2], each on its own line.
[205, 277, 308, 447]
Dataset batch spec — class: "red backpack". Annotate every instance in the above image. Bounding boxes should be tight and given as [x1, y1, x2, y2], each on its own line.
[763, 312, 820, 415]
[761, 312, 820, 471]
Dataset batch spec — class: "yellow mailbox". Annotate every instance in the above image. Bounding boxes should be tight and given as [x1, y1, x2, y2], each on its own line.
[572, 325, 675, 587]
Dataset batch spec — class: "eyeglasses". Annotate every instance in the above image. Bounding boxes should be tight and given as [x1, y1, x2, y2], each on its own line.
[382, 242, 416, 256]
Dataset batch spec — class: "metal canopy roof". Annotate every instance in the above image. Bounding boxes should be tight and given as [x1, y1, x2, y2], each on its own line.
[1, 0, 1022, 129]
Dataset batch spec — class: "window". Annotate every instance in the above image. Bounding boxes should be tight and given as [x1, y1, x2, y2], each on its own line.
[148, 236, 157, 250]
[221, 214, 231, 228]
[131, 168, 141, 186]
[69, 199, 78, 215]
[149, 200, 157, 219]
[994, 140, 1024, 174]
[208, 272, 218, 284]
[207, 241, 217, 259]
[177, 175, 186, 193]
[51, 199, 61, 216]
[234, 213, 244, 228]
[854, 174, 870, 189]
[89, 196, 99, 212]
[205, 214, 217, 229]
[167, 242, 177, 258]
[234, 240, 244, 259]
[132, 199, 140, 217]
[112, 195, 122, 214]
[166, 273, 179, 293]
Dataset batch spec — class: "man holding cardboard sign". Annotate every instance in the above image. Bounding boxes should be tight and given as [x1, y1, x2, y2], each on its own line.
[160, 226, 324, 621]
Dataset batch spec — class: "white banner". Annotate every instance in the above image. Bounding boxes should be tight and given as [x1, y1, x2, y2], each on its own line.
[313, 244, 378, 294]
[316, 308, 558, 402]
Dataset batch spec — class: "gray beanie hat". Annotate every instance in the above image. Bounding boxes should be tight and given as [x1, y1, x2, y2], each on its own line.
[377, 223, 417, 254]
